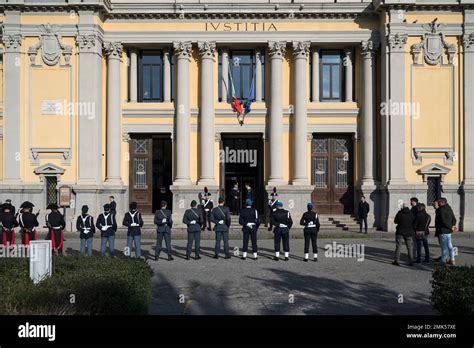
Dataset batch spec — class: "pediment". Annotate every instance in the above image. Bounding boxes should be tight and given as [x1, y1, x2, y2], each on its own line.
[34, 163, 65, 175]
[417, 163, 450, 176]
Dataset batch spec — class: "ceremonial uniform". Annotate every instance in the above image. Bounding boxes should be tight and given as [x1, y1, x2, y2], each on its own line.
[271, 207, 293, 260]
[239, 206, 260, 259]
[76, 212, 95, 256]
[230, 186, 240, 215]
[45, 210, 66, 254]
[183, 206, 203, 259]
[210, 204, 231, 258]
[266, 198, 279, 229]
[96, 208, 117, 257]
[18, 212, 39, 245]
[1, 210, 18, 246]
[300, 210, 320, 261]
[123, 207, 144, 258]
[154, 207, 173, 260]
[201, 198, 213, 231]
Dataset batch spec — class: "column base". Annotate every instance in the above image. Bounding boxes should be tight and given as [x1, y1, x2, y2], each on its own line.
[197, 179, 217, 186]
[104, 178, 124, 186]
[291, 178, 311, 186]
[267, 179, 288, 187]
[172, 178, 193, 186]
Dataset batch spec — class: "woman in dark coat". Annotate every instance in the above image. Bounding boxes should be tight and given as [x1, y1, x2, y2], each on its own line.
[413, 203, 431, 263]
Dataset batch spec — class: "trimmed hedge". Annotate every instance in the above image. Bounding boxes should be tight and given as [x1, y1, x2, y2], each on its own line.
[0, 257, 153, 315]
[431, 265, 474, 315]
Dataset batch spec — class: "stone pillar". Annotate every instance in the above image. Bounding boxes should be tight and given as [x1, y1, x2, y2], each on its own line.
[292, 41, 310, 185]
[255, 49, 263, 102]
[268, 41, 287, 186]
[104, 42, 123, 185]
[163, 49, 171, 102]
[129, 49, 138, 102]
[221, 48, 229, 103]
[3, 30, 22, 184]
[198, 41, 216, 185]
[344, 47, 353, 102]
[173, 41, 192, 185]
[311, 48, 319, 102]
[76, 32, 103, 185]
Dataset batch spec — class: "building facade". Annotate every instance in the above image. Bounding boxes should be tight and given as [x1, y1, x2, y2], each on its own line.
[0, 0, 473, 230]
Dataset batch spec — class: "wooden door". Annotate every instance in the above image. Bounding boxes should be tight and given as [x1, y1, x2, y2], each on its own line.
[311, 134, 354, 214]
[129, 137, 153, 212]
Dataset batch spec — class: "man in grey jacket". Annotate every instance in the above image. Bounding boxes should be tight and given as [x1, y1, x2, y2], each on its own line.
[183, 200, 204, 260]
[154, 200, 173, 261]
[210, 197, 232, 259]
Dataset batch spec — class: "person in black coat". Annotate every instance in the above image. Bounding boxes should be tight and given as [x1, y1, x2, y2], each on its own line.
[271, 201, 293, 261]
[109, 196, 117, 216]
[266, 188, 279, 230]
[300, 203, 320, 262]
[392, 204, 415, 266]
[1, 203, 18, 246]
[413, 203, 431, 263]
[45, 203, 66, 255]
[123, 202, 144, 258]
[210, 197, 232, 259]
[96, 204, 117, 257]
[200, 189, 213, 232]
[18, 201, 39, 246]
[239, 198, 260, 260]
[183, 200, 204, 260]
[230, 182, 240, 216]
[358, 196, 370, 234]
[154, 200, 174, 261]
[76, 205, 95, 257]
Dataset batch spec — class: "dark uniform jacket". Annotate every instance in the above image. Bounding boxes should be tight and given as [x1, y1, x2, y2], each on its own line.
[394, 207, 414, 237]
[231, 188, 240, 200]
[271, 209, 293, 234]
[210, 205, 231, 232]
[435, 204, 456, 235]
[96, 212, 117, 237]
[201, 199, 214, 214]
[358, 201, 370, 218]
[110, 201, 117, 215]
[414, 211, 431, 235]
[300, 211, 320, 233]
[239, 207, 260, 231]
[123, 210, 144, 237]
[46, 211, 66, 231]
[19, 212, 39, 231]
[1, 212, 19, 230]
[183, 208, 203, 232]
[76, 214, 95, 239]
[155, 208, 173, 234]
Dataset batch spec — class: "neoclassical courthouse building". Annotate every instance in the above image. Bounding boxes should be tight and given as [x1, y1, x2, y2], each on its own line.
[0, 0, 473, 230]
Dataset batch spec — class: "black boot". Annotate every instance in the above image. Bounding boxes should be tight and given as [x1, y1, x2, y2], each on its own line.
[213, 254, 219, 259]
[196, 255, 201, 260]
[186, 254, 190, 260]
[168, 255, 174, 261]
[155, 254, 159, 261]
[225, 254, 231, 259]
[284, 257, 289, 261]
[273, 256, 279, 261]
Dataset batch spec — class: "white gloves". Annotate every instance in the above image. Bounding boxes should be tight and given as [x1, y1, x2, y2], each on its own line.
[162, 218, 167, 223]
[190, 220, 196, 225]
[218, 220, 224, 225]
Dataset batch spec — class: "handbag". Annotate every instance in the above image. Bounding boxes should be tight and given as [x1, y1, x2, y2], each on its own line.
[415, 217, 430, 240]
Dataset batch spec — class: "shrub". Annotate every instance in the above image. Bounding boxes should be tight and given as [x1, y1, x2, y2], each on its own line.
[430, 265, 474, 315]
[0, 257, 153, 315]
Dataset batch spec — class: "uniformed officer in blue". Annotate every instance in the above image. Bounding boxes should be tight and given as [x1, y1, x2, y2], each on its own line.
[271, 201, 293, 261]
[238, 198, 260, 260]
[299, 203, 320, 262]
[201, 187, 213, 232]
[76, 205, 95, 256]
[210, 196, 231, 259]
[96, 203, 117, 257]
[183, 200, 204, 260]
[123, 201, 144, 258]
[154, 200, 174, 261]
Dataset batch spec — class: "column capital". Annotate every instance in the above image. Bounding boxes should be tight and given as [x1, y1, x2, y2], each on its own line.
[198, 41, 216, 59]
[361, 39, 378, 59]
[292, 41, 310, 59]
[268, 41, 287, 59]
[463, 33, 474, 52]
[103, 41, 123, 60]
[173, 41, 193, 59]
[76, 33, 102, 54]
[387, 33, 408, 52]
[3, 34, 22, 52]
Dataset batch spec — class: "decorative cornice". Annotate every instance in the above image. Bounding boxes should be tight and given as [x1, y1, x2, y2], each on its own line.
[292, 41, 310, 59]
[388, 33, 408, 52]
[197, 41, 216, 59]
[103, 41, 123, 59]
[2, 34, 22, 51]
[268, 41, 287, 58]
[76, 33, 102, 53]
[173, 41, 192, 59]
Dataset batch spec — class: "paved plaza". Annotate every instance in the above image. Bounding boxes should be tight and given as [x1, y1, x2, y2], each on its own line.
[60, 234, 474, 315]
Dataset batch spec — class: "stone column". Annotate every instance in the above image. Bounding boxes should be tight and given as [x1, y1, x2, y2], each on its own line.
[163, 49, 171, 102]
[221, 48, 229, 103]
[268, 41, 287, 186]
[255, 49, 263, 102]
[104, 42, 123, 185]
[129, 49, 138, 102]
[173, 41, 192, 185]
[361, 40, 376, 186]
[292, 41, 310, 185]
[198, 41, 216, 185]
[3, 30, 22, 184]
[76, 32, 103, 184]
[344, 48, 353, 102]
[311, 48, 319, 102]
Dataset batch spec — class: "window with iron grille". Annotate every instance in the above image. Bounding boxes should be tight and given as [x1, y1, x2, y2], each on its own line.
[427, 176, 442, 206]
[46, 176, 58, 206]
